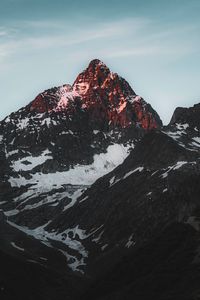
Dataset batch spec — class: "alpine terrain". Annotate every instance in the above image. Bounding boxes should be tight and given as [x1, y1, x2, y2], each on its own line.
[0, 59, 200, 300]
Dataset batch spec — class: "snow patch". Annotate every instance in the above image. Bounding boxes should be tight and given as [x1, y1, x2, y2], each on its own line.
[160, 161, 194, 178]
[4, 187, 85, 217]
[146, 192, 152, 196]
[109, 176, 115, 185]
[125, 234, 135, 248]
[6, 149, 19, 158]
[4, 116, 10, 123]
[12, 149, 52, 172]
[191, 141, 200, 148]
[55, 86, 79, 111]
[0, 201, 7, 205]
[92, 230, 104, 243]
[4, 209, 19, 217]
[9, 144, 132, 188]
[192, 137, 200, 144]
[11, 242, 24, 252]
[79, 196, 89, 203]
[93, 130, 100, 135]
[101, 244, 108, 251]
[128, 95, 142, 104]
[63, 188, 86, 211]
[123, 167, 144, 179]
[40, 257, 48, 261]
[41, 117, 54, 127]
[8, 220, 89, 274]
[117, 101, 127, 113]
[176, 123, 189, 130]
[17, 117, 30, 130]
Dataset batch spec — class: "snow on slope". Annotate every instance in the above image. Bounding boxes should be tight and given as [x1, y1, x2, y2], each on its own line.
[11, 242, 25, 252]
[12, 150, 52, 172]
[8, 220, 89, 273]
[160, 161, 196, 179]
[9, 144, 133, 189]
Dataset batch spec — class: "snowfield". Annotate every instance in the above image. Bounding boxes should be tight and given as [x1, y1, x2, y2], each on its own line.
[9, 143, 133, 188]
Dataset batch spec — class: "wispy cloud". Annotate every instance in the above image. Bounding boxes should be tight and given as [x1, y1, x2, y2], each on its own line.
[0, 17, 199, 65]
[0, 18, 149, 62]
[0, 31, 7, 36]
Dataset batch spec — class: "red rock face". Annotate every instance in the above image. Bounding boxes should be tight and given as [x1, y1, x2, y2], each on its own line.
[133, 98, 160, 129]
[73, 59, 161, 129]
[30, 85, 77, 113]
[30, 91, 59, 113]
[30, 94, 47, 113]
[73, 60, 135, 117]
[30, 59, 162, 129]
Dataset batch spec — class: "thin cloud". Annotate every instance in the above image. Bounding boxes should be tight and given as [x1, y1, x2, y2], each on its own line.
[0, 17, 199, 65]
[0, 18, 149, 61]
[0, 31, 7, 36]
[102, 43, 197, 59]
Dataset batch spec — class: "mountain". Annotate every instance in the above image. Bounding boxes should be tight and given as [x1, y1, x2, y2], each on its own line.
[0, 59, 200, 300]
[0, 59, 161, 231]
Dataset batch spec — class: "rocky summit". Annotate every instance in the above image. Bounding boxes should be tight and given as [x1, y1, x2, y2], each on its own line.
[30, 59, 161, 129]
[0, 60, 200, 300]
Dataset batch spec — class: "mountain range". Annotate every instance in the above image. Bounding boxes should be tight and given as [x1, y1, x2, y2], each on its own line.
[0, 59, 200, 300]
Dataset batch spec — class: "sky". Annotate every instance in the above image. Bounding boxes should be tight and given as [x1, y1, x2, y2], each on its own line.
[0, 0, 200, 124]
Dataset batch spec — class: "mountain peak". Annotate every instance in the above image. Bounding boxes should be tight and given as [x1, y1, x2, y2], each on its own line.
[27, 59, 162, 129]
[73, 58, 111, 94]
[88, 58, 109, 69]
[169, 103, 200, 129]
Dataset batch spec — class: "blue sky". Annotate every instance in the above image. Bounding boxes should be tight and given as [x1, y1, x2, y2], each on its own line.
[0, 0, 200, 124]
